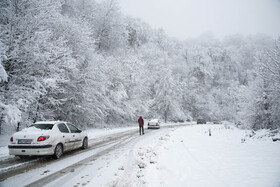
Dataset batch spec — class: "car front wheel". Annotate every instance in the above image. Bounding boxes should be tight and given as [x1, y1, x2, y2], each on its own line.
[54, 144, 63, 159]
[82, 137, 88, 149]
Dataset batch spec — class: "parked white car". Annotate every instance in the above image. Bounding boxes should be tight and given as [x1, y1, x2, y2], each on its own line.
[147, 119, 161, 129]
[8, 121, 88, 159]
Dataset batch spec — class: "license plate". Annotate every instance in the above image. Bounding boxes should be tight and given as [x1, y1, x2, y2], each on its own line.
[18, 139, 33, 144]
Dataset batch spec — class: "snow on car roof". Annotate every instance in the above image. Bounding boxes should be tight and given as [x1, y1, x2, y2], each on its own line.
[35, 121, 67, 124]
[149, 119, 159, 122]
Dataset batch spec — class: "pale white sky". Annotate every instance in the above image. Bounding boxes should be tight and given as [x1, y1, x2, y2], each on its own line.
[116, 0, 280, 40]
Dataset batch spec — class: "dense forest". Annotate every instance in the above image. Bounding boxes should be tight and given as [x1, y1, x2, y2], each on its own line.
[0, 0, 279, 133]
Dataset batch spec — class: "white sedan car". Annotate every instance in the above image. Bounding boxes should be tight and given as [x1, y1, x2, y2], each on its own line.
[8, 121, 88, 159]
[147, 119, 161, 129]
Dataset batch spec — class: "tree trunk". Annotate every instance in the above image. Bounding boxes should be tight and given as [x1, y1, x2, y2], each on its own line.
[17, 122, 20, 132]
[0, 113, 4, 135]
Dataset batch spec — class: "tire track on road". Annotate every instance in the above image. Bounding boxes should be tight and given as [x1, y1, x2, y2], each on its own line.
[25, 132, 140, 187]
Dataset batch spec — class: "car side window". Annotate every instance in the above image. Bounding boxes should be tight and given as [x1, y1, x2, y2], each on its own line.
[57, 123, 70, 133]
[66, 123, 80, 133]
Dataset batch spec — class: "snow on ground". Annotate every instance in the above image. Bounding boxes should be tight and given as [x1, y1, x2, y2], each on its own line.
[0, 134, 12, 161]
[137, 125, 280, 187]
[89, 124, 280, 187]
[1, 123, 280, 187]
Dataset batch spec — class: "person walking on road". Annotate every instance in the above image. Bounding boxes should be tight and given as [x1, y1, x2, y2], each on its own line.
[138, 116, 144, 135]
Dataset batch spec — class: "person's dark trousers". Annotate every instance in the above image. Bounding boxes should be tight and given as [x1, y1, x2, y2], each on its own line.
[139, 126, 144, 135]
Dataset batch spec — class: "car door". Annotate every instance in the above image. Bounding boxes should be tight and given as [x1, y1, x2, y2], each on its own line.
[66, 123, 83, 149]
[57, 123, 75, 151]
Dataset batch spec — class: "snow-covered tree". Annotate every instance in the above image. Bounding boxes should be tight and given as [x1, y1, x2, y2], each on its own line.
[153, 66, 184, 122]
[0, 0, 277, 134]
[251, 38, 280, 130]
[0, 59, 7, 82]
[93, 0, 127, 52]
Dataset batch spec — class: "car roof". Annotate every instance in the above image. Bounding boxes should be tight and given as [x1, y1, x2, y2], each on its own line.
[34, 121, 68, 125]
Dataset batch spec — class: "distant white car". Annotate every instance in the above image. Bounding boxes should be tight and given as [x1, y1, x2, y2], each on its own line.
[147, 119, 160, 129]
[8, 121, 88, 159]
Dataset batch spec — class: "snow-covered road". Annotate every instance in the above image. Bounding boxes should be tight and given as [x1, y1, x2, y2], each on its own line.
[0, 123, 280, 187]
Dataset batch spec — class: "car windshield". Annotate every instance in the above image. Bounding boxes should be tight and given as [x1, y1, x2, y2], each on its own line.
[30, 123, 54, 130]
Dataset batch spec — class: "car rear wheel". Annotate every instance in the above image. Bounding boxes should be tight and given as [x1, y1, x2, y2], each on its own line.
[16, 155, 28, 159]
[82, 137, 88, 149]
[54, 144, 63, 159]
